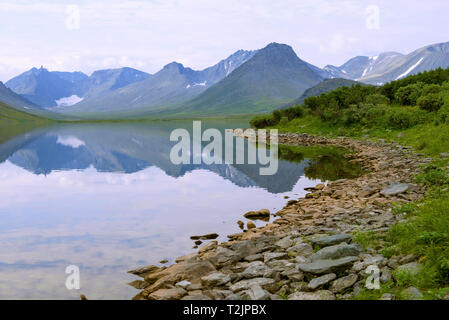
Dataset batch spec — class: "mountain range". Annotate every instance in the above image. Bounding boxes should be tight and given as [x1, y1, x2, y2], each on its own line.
[2, 41, 449, 119]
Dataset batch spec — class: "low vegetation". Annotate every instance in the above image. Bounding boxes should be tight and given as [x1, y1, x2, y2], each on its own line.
[250, 67, 449, 298]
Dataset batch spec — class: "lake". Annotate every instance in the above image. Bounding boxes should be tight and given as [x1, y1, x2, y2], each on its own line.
[0, 120, 362, 299]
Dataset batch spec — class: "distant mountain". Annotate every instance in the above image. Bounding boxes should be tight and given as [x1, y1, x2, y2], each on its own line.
[323, 42, 449, 85]
[360, 42, 449, 84]
[5, 67, 83, 108]
[5, 67, 151, 109]
[281, 78, 362, 109]
[0, 81, 42, 111]
[58, 50, 257, 117]
[177, 43, 324, 116]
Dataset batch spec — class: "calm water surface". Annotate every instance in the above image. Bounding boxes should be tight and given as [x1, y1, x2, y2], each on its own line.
[0, 120, 360, 299]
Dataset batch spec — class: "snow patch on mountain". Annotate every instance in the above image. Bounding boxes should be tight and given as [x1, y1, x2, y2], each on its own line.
[396, 57, 425, 80]
[55, 95, 83, 107]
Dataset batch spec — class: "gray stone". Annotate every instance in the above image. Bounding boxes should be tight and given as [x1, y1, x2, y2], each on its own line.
[244, 254, 263, 262]
[148, 288, 187, 300]
[201, 272, 231, 287]
[379, 293, 394, 300]
[264, 252, 288, 263]
[181, 294, 212, 300]
[241, 261, 271, 279]
[330, 274, 358, 293]
[229, 278, 276, 293]
[401, 287, 423, 300]
[248, 284, 270, 300]
[307, 273, 337, 290]
[396, 262, 422, 276]
[275, 236, 294, 249]
[267, 259, 295, 271]
[287, 243, 314, 257]
[440, 153, 449, 157]
[363, 255, 387, 268]
[381, 183, 409, 196]
[311, 243, 362, 262]
[288, 290, 336, 300]
[311, 234, 352, 247]
[380, 268, 392, 284]
[281, 269, 304, 281]
[297, 256, 359, 275]
[175, 280, 192, 289]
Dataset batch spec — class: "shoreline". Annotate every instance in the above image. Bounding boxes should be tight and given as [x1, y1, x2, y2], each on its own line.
[128, 133, 428, 300]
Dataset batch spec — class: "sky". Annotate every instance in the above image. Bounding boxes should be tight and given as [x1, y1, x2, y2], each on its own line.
[0, 0, 448, 81]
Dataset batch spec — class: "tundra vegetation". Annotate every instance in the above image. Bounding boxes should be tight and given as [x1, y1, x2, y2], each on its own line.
[250, 67, 449, 299]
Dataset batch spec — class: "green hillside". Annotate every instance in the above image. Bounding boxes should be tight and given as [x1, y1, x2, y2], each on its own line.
[0, 101, 52, 144]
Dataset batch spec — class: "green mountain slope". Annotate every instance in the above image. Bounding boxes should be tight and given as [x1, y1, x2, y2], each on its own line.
[0, 101, 52, 144]
[177, 43, 323, 116]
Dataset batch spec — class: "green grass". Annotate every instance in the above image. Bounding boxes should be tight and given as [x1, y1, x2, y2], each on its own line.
[0, 102, 54, 144]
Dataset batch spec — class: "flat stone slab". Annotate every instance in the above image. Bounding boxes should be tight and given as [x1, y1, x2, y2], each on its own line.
[311, 243, 362, 262]
[297, 256, 359, 275]
[201, 272, 231, 286]
[229, 278, 275, 293]
[381, 183, 409, 196]
[311, 234, 352, 247]
[288, 290, 336, 300]
[307, 273, 336, 290]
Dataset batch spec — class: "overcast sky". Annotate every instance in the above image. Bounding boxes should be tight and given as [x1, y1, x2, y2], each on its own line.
[0, 0, 448, 81]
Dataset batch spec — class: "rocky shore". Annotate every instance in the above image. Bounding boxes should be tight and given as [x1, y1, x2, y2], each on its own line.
[128, 133, 429, 300]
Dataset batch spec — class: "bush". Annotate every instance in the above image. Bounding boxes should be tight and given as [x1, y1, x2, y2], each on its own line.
[364, 93, 390, 105]
[386, 108, 418, 129]
[250, 115, 275, 128]
[418, 93, 444, 112]
[395, 83, 424, 105]
[437, 104, 449, 123]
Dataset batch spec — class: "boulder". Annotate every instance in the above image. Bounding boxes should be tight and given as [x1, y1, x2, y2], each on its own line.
[201, 272, 231, 287]
[248, 284, 270, 300]
[264, 252, 288, 263]
[297, 256, 359, 275]
[380, 183, 409, 196]
[401, 287, 423, 300]
[175, 280, 192, 289]
[287, 243, 314, 257]
[311, 243, 362, 262]
[148, 288, 187, 300]
[288, 290, 336, 300]
[181, 294, 212, 300]
[229, 278, 276, 293]
[241, 261, 271, 279]
[311, 234, 352, 247]
[396, 262, 422, 276]
[307, 273, 336, 290]
[330, 274, 358, 293]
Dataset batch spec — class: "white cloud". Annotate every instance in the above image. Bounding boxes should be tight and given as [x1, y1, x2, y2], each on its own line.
[0, 0, 448, 80]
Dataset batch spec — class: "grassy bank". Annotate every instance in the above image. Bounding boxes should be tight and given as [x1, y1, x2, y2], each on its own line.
[251, 67, 449, 299]
[0, 101, 54, 144]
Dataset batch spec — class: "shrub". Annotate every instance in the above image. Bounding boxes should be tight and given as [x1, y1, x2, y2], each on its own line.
[437, 104, 449, 123]
[386, 108, 418, 129]
[417, 93, 444, 112]
[364, 93, 390, 106]
[250, 115, 275, 128]
[395, 83, 424, 105]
